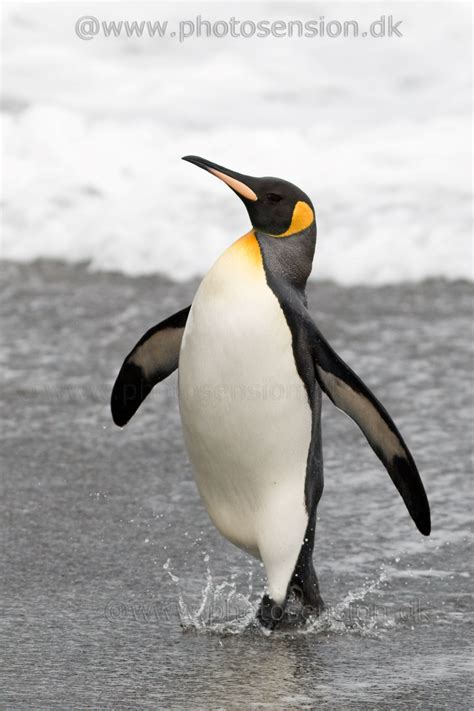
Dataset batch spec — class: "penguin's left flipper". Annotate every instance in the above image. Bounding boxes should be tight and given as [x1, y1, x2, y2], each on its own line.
[111, 305, 191, 427]
[307, 317, 431, 536]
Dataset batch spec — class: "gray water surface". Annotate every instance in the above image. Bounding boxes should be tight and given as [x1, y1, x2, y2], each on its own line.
[1, 262, 472, 709]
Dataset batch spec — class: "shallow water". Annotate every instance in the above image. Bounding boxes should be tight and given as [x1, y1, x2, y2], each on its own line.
[1, 262, 473, 709]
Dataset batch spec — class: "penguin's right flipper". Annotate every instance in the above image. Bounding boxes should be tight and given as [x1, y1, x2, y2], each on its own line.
[111, 306, 191, 427]
[306, 317, 431, 536]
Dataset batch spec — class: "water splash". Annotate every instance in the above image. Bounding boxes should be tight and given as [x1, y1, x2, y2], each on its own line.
[162, 558, 408, 637]
[163, 557, 257, 634]
[304, 568, 392, 638]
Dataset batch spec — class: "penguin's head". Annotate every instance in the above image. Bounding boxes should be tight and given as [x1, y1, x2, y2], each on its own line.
[182, 156, 315, 237]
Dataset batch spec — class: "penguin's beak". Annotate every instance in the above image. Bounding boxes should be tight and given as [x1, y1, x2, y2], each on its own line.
[182, 155, 258, 202]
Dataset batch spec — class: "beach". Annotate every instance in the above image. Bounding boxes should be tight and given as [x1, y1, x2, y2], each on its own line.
[1, 261, 472, 708]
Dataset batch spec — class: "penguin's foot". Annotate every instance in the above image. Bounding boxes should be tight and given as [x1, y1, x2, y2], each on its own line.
[256, 589, 325, 630]
[286, 584, 325, 623]
[290, 564, 325, 619]
[256, 594, 285, 630]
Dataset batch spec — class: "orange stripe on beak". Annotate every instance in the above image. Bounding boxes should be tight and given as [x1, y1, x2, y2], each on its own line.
[208, 169, 258, 202]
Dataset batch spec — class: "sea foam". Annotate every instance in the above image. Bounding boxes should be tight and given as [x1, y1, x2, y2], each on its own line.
[2, 3, 471, 284]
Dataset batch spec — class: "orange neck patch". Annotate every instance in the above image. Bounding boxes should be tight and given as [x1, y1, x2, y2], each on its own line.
[273, 201, 314, 237]
[228, 230, 262, 269]
[223, 203, 314, 272]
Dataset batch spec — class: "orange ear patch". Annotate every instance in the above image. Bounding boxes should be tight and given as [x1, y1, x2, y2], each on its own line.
[275, 201, 314, 237]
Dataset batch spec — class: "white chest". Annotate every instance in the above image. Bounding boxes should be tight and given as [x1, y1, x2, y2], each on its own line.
[177, 236, 312, 570]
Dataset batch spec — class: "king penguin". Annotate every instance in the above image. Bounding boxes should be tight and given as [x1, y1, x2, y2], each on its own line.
[111, 156, 431, 629]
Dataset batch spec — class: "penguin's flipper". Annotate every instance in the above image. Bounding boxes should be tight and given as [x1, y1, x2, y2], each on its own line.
[111, 305, 191, 427]
[308, 319, 430, 536]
